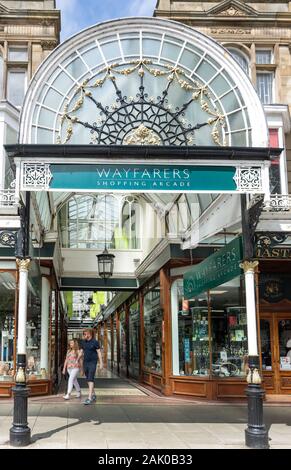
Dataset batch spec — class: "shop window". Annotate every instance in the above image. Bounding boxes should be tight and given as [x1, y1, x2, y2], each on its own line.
[119, 311, 127, 371]
[171, 276, 247, 378]
[278, 319, 291, 371]
[0, 272, 16, 380]
[143, 286, 162, 373]
[260, 319, 272, 371]
[113, 316, 117, 365]
[129, 300, 140, 377]
[210, 278, 247, 378]
[107, 325, 111, 363]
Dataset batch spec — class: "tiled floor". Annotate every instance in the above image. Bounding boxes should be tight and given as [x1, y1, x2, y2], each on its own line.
[1, 371, 291, 449]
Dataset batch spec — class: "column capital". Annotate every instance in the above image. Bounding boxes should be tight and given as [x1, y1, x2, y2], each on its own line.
[239, 260, 259, 273]
[16, 258, 31, 272]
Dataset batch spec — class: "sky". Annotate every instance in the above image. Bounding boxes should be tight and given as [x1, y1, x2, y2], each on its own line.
[56, 0, 157, 41]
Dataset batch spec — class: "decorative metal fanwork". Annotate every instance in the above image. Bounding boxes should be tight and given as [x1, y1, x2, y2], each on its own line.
[255, 232, 289, 249]
[57, 60, 227, 147]
[0, 180, 17, 207]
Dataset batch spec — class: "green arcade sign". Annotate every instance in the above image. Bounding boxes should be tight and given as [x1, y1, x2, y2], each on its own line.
[20, 162, 262, 193]
[49, 164, 237, 192]
[183, 237, 243, 299]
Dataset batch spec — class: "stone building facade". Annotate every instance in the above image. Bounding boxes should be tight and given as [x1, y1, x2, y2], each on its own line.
[155, 0, 291, 193]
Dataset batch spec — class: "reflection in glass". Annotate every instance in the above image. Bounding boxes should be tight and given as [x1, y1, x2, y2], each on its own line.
[260, 319, 272, 370]
[211, 277, 247, 378]
[119, 311, 127, 372]
[278, 319, 291, 371]
[129, 301, 140, 378]
[144, 287, 162, 373]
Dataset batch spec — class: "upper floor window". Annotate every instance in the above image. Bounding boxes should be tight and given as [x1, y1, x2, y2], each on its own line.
[7, 45, 28, 108]
[256, 49, 273, 65]
[256, 72, 274, 104]
[228, 48, 249, 75]
[7, 68, 27, 107]
[8, 46, 28, 62]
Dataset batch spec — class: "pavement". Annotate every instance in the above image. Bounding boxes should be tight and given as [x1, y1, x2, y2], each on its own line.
[1, 370, 291, 449]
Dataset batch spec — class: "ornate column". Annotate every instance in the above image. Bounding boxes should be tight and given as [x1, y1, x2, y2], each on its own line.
[10, 257, 31, 447]
[40, 276, 51, 378]
[240, 260, 269, 449]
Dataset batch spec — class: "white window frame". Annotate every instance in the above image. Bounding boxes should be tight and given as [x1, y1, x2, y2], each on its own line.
[227, 47, 250, 76]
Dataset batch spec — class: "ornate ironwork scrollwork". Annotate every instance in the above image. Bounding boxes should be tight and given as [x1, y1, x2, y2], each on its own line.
[57, 60, 227, 147]
[255, 232, 289, 249]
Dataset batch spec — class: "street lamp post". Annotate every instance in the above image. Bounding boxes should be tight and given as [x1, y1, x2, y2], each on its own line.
[240, 194, 269, 449]
[9, 197, 31, 447]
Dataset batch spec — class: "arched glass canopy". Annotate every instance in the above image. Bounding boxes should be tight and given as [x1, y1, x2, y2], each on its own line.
[20, 18, 268, 148]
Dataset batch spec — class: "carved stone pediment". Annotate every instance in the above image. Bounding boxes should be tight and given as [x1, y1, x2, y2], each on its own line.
[206, 0, 258, 18]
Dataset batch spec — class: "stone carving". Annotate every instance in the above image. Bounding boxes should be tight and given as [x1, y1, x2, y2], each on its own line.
[217, 7, 247, 16]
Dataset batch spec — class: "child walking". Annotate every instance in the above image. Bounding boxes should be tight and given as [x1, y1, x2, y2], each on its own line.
[62, 339, 83, 400]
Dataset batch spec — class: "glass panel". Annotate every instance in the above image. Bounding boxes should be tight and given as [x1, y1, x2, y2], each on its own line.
[8, 46, 28, 62]
[172, 279, 210, 377]
[121, 38, 140, 56]
[129, 301, 140, 377]
[195, 61, 217, 82]
[260, 319, 272, 371]
[211, 276, 247, 378]
[26, 270, 43, 381]
[113, 316, 117, 365]
[228, 110, 245, 131]
[161, 42, 181, 63]
[107, 325, 111, 364]
[0, 273, 16, 379]
[7, 69, 27, 107]
[102, 41, 121, 62]
[209, 74, 231, 96]
[142, 38, 161, 58]
[230, 131, 247, 146]
[179, 49, 200, 71]
[66, 56, 87, 80]
[143, 286, 162, 373]
[52, 70, 75, 94]
[80, 46, 103, 70]
[119, 311, 127, 371]
[278, 319, 291, 371]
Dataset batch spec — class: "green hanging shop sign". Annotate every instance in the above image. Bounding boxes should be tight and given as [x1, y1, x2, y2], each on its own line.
[183, 236, 243, 299]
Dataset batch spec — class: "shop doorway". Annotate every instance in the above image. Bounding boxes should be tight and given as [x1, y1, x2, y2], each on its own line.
[260, 313, 291, 394]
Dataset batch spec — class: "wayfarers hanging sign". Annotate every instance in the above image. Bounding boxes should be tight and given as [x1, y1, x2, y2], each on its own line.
[183, 236, 243, 299]
[20, 162, 264, 193]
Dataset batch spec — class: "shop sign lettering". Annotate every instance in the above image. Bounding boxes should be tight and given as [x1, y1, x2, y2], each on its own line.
[183, 236, 243, 299]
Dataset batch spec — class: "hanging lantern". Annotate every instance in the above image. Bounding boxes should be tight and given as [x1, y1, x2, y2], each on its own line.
[96, 247, 115, 279]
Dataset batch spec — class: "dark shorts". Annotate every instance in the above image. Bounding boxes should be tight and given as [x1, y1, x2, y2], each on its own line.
[84, 362, 97, 382]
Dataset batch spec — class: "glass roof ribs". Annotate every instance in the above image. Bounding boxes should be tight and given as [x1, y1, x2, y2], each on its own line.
[20, 18, 268, 148]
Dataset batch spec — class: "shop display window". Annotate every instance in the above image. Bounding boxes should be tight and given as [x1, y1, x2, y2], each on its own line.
[119, 311, 127, 370]
[210, 277, 247, 378]
[278, 319, 291, 371]
[26, 275, 43, 380]
[107, 324, 112, 363]
[113, 316, 117, 364]
[0, 272, 16, 381]
[129, 301, 140, 376]
[171, 276, 247, 378]
[260, 319, 272, 371]
[144, 286, 162, 373]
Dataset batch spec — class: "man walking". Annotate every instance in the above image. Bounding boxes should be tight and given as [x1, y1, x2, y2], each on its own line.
[80, 328, 103, 405]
